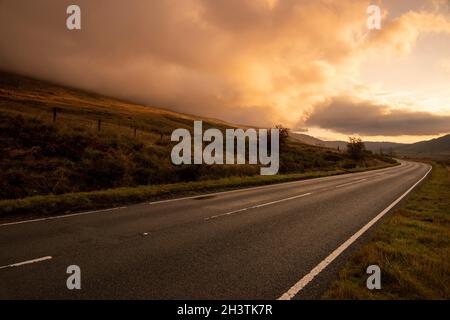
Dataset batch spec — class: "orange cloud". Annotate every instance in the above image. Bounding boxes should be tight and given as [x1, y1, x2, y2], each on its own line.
[0, 0, 449, 134]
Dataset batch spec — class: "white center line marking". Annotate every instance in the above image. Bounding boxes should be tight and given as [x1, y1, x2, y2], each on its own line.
[205, 192, 312, 221]
[0, 256, 53, 270]
[335, 178, 367, 188]
[277, 166, 432, 300]
[0, 164, 401, 228]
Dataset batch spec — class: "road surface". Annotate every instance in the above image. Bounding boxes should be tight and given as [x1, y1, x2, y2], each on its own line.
[0, 160, 431, 299]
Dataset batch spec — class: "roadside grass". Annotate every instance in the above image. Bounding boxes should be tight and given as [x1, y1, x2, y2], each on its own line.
[1, 73, 395, 201]
[323, 164, 450, 299]
[0, 163, 396, 222]
[0, 72, 398, 222]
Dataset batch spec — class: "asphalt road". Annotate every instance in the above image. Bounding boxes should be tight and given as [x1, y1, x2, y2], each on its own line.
[0, 160, 431, 299]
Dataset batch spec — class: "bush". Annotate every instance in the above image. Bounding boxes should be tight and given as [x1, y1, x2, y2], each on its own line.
[342, 160, 357, 169]
[346, 137, 366, 162]
[0, 111, 396, 200]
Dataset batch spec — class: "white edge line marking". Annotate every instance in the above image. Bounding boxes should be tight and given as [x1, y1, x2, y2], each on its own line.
[148, 164, 401, 206]
[205, 192, 312, 221]
[0, 207, 127, 227]
[0, 256, 53, 270]
[278, 165, 432, 300]
[0, 163, 404, 228]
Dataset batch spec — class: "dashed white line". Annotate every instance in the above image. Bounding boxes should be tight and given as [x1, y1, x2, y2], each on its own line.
[335, 178, 367, 188]
[0, 164, 401, 228]
[0, 256, 53, 270]
[205, 192, 312, 221]
[277, 165, 432, 300]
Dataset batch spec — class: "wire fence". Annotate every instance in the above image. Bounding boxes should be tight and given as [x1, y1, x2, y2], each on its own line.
[1, 105, 169, 144]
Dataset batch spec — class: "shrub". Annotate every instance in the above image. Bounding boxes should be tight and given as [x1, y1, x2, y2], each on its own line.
[346, 137, 366, 162]
[0, 111, 395, 200]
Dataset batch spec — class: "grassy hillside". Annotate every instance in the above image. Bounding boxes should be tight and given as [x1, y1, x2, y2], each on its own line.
[0, 71, 235, 136]
[321, 140, 407, 153]
[396, 135, 450, 160]
[290, 132, 325, 146]
[0, 72, 394, 201]
[290, 133, 408, 153]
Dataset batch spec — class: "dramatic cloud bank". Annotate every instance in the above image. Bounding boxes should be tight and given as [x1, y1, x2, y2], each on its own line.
[306, 96, 450, 136]
[0, 0, 449, 138]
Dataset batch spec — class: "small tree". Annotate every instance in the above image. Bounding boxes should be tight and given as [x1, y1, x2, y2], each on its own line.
[275, 124, 290, 149]
[346, 137, 366, 161]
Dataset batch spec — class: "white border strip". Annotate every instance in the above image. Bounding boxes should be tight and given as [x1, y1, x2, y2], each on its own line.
[278, 165, 432, 300]
[147, 165, 399, 206]
[0, 207, 127, 227]
[0, 256, 53, 270]
[0, 163, 403, 228]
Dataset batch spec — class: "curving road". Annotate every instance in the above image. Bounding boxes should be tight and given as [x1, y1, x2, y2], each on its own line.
[0, 160, 431, 299]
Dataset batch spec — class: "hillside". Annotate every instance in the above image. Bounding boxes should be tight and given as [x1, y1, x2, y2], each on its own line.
[0, 71, 236, 136]
[294, 132, 450, 160]
[396, 134, 450, 160]
[323, 140, 407, 153]
[0, 72, 394, 200]
[290, 132, 325, 146]
[291, 133, 407, 153]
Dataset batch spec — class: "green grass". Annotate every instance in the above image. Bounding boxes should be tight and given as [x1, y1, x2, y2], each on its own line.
[323, 164, 450, 299]
[0, 71, 398, 221]
[0, 110, 392, 200]
[0, 163, 396, 222]
[0, 73, 395, 201]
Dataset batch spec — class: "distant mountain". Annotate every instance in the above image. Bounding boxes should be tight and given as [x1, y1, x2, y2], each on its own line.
[396, 134, 450, 160]
[291, 131, 449, 160]
[322, 141, 407, 152]
[364, 141, 408, 153]
[290, 133, 407, 153]
[322, 140, 347, 150]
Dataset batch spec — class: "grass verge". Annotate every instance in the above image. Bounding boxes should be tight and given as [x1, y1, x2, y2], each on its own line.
[0, 163, 397, 222]
[323, 164, 450, 299]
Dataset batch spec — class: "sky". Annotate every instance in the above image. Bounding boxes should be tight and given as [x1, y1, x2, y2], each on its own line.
[1, 0, 450, 143]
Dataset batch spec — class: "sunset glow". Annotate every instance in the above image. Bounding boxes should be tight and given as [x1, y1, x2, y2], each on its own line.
[1, 0, 449, 143]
